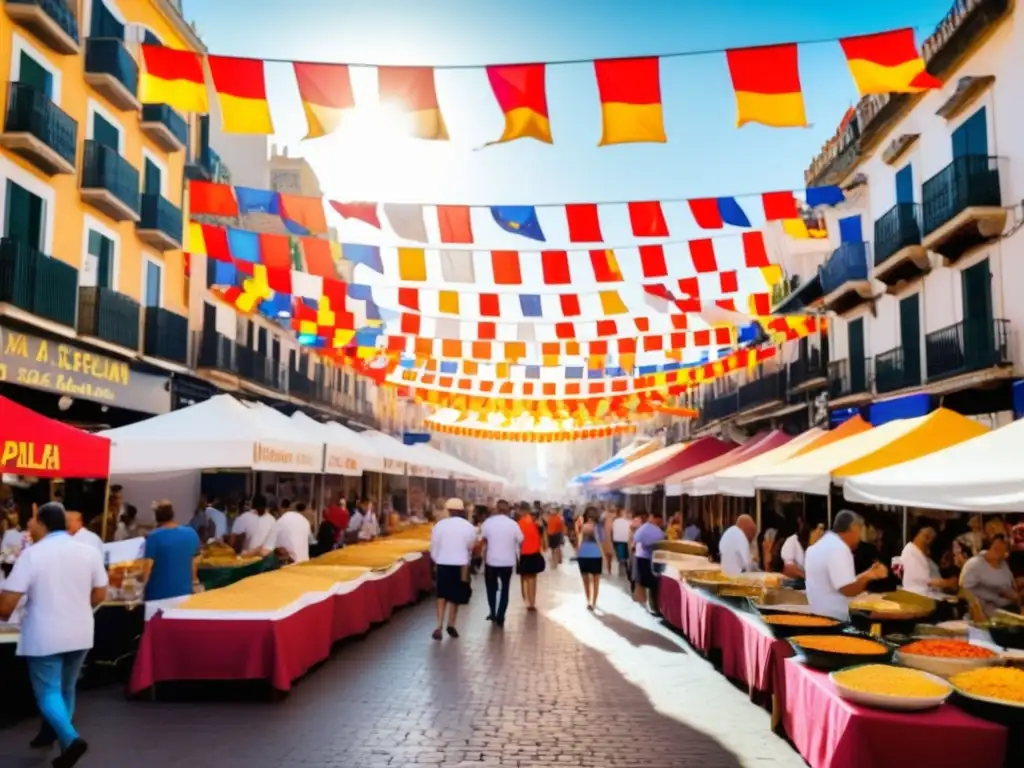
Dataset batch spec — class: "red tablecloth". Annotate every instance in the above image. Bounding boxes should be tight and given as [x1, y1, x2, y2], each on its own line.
[780, 658, 1007, 768]
[658, 574, 791, 696]
[130, 557, 433, 695]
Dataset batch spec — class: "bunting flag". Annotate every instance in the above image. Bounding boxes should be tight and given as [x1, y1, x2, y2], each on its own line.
[594, 57, 666, 146]
[207, 55, 274, 134]
[839, 28, 941, 96]
[490, 206, 545, 241]
[565, 204, 603, 243]
[377, 66, 448, 140]
[687, 197, 751, 230]
[294, 62, 355, 139]
[330, 201, 381, 230]
[437, 206, 474, 244]
[627, 201, 669, 237]
[485, 63, 552, 145]
[139, 45, 208, 113]
[726, 44, 807, 128]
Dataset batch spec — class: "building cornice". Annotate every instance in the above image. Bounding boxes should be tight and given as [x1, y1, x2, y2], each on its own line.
[153, 0, 206, 52]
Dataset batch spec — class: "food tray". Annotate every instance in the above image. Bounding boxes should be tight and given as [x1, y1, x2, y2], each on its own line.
[987, 623, 1024, 650]
[788, 633, 895, 671]
[831, 665, 952, 711]
[896, 649, 1002, 679]
[651, 540, 709, 557]
[755, 608, 847, 639]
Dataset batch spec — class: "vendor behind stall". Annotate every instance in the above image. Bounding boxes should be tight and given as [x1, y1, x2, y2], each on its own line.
[804, 510, 889, 621]
[900, 523, 958, 598]
[65, 512, 104, 562]
[230, 495, 277, 556]
[960, 534, 1020, 616]
[719, 515, 757, 576]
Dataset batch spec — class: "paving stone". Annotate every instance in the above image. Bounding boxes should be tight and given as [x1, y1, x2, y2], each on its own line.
[0, 562, 804, 767]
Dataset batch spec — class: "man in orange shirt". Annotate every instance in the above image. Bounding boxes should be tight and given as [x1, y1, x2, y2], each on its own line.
[545, 508, 565, 569]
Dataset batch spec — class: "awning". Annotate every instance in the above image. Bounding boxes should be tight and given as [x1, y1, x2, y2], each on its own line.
[843, 417, 1021, 512]
[715, 428, 826, 497]
[1, 395, 110, 479]
[754, 409, 987, 495]
[595, 442, 682, 489]
[573, 439, 661, 484]
[244, 403, 330, 472]
[101, 395, 319, 475]
[291, 412, 385, 475]
[665, 430, 793, 496]
[791, 414, 871, 456]
[614, 437, 736, 490]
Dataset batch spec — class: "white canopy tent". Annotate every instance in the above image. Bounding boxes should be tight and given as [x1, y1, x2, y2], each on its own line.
[753, 417, 925, 495]
[290, 411, 385, 475]
[244, 402, 328, 470]
[843, 419, 1024, 512]
[100, 395, 321, 475]
[713, 429, 825, 498]
[408, 444, 504, 484]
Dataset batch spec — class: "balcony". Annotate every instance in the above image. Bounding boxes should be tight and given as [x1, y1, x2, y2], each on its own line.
[828, 358, 872, 402]
[874, 347, 921, 395]
[5, 0, 80, 54]
[820, 242, 872, 317]
[143, 306, 187, 364]
[140, 104, 187, 153]
[289, 373, 314, 400]
[136, 193, 183, 252]
[0, 238, 77, 327]
[925, 317, 1011, 384]
[738, 370, 787, 413]
[872, 202, 928, 289]
[194, 329, 234, 370]
[0, 82, 77, 176]
[698, 391, 738, 425]
[84, 38, 138, 110]
[77, 286, 140, 352]
[236, 346, 283, 391]
[921, 155, 1005, 264]
[80, 140, 140, 222]
[789, 348, 828, 393]
[772, 274, 823, 314]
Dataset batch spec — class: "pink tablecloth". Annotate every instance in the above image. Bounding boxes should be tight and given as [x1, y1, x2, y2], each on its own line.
[780, 658, 1007, 768]
[130, 557, 433, 694]
[658, 575, 792, 696]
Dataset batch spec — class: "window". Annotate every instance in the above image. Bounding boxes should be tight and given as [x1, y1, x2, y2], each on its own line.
[144, 258, 162, 307]
[952, 107, 988, 158]
[4, 181, 46, 251]
[895, 164, 914, 204]
[18, 51, 52, 97]
[91, 0, 125, 39]
[143, 156, 162, 195]
[92, 111, 120, 151]
[86, 230, 114, 288]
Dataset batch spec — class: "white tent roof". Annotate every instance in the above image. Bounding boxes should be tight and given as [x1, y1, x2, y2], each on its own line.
[713, 429, 825, 498]
[843, 418, 1024, 512]
[408, 444, 504, 484]
[355, 431, 418, 475]
[290, 411, 384, 475]
[753, 417, 925, 495]
[245, 403, 326, 471]
[101, 395, 320, 475]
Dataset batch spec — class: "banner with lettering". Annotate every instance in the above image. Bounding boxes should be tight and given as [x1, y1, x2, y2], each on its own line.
[0, 394, 111, 479]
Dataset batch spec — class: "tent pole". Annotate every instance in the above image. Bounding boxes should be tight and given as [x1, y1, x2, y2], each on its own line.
[755, 490, 762, 531]
[827, 492, 833, 528]
[902, 506, 908, 547]
[100, 481, 112, 542]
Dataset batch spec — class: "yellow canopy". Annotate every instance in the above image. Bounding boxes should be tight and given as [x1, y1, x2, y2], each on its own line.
[833, 407, 989, 479]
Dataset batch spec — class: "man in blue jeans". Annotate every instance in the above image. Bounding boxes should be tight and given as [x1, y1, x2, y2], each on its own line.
[0, 501, 108, 768]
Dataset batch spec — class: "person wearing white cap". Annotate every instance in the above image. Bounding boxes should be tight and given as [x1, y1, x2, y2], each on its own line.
[429, 499, 477, 640]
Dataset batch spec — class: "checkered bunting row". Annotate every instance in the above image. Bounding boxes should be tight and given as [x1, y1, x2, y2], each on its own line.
[374, 231, 774, 286]
[371, 268, 778, 320]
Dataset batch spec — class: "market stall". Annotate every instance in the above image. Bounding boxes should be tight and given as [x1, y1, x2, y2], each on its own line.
[129, 528, 435, 696]
[712, 428, 826, 498]
[664, 430, 793, 496]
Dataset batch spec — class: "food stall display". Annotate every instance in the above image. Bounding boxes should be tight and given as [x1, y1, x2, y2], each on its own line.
[831, 664, 952, 711]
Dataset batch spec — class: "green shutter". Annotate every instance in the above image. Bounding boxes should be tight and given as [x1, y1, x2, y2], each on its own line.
[143, 158, 162, 196]
[961, 259, 994, 369]
[19, 52, 53, 97]
[88, 230, 113, 288]
[899, 294, 921, 386]
[145, 261, 161, 307]
[847, 318, 865, 392]
[4, 181, 45, 250]
[92, 113, 120, 151]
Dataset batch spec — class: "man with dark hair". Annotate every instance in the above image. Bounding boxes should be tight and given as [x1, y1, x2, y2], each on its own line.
[145, 501, 201, 601]
[480, 500, 522, 627]
[231, 494, 277, 556]
[274, 500, 312, 564]
[0, 502, 108, 767]
[804, 510, 888, 620]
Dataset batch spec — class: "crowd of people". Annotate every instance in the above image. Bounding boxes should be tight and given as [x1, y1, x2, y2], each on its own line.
[429, 500, 668, 639]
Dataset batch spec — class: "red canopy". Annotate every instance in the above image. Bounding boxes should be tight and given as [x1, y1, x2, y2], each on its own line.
[0, 395, 111, 479]
[610, 437, 736, 489]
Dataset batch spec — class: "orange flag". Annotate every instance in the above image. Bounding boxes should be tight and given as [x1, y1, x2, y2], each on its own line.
[840, 28, 941, 96]
[378, 66, 448, 140]
[293, 62, 355, 139]
[593, 57, 666, 145]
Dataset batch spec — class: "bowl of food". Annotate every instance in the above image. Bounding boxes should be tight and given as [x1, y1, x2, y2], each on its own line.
[895, 638, 1003, 678]
[949, 666, 1024, 723]
[758, 612, 846, 639]
[985, 611, 1024, 650]
[652, 540, 709, 557]
[788, 633, 895, 671]
[831, 664, 952, 711]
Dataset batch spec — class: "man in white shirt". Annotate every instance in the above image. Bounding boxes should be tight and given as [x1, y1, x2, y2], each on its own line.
[719, 515, 757, 576]
[480, 500, 523, 627]
[429, 499, 477, 640]
[65, 511, 105, 562]
[0, 502, 108, 767]
[230, 495, 277, 556]
[804, 510, 889, 621]
[611, 510, 632, 576]
[274, 502, 313, 564]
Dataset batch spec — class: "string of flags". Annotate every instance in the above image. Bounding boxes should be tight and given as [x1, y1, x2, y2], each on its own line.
[427, 421, 638, 443]
[189, 179, 839, 247]
[144, 27, 939, 141]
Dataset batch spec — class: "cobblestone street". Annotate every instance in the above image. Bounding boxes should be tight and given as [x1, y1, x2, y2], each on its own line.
[0, 564, 803, 768]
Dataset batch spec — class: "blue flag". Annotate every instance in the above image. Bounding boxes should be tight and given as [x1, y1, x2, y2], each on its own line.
[490, 206, 545, 242]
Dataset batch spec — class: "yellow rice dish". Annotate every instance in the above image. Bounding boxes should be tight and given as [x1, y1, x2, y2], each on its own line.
[833, 665, 950, 698]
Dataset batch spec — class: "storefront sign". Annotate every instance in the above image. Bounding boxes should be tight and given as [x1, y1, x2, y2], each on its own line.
[1, 441, 60, 472]
[252, 441, 319, 472]
[0, 327, 170, 414]
[325, 451, 361, 476]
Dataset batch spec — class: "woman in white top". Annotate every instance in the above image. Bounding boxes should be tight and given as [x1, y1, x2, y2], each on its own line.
[780, 519, 810, 579]
[901, 524, 957, 596]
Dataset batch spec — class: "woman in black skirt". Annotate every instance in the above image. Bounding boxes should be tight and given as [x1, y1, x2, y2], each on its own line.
[516, 507, 546, 610]
[576, 507, 604, 610]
